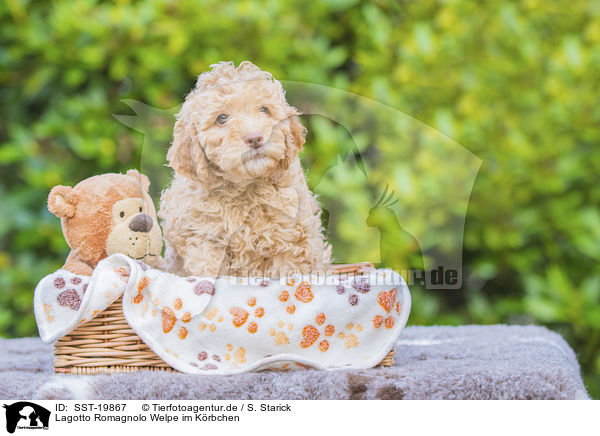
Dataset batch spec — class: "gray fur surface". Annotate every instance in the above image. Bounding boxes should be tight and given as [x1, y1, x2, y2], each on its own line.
[0, 325, 589, 400]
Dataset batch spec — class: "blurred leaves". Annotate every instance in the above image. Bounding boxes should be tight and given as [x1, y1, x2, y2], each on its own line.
[1, 0, 599, 396]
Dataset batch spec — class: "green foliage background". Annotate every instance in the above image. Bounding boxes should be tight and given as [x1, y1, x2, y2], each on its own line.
[1, 0, 599, 396]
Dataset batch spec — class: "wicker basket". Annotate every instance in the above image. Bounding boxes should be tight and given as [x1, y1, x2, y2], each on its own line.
[54, 263, 395, 374]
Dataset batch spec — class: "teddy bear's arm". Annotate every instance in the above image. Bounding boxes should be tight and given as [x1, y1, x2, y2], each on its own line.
[63, 251, 94, 276]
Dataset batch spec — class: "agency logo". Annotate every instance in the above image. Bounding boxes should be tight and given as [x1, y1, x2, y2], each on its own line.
[2, 402, 50, 433]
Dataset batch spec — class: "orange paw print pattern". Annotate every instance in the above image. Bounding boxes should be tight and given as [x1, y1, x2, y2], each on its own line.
[275, 332, 290, 345]
[228, 297, 265, 332]
[299, 313, 335, 351]
[138, 276, 150, 292]
[300, 325, 319, 348]
[114, 266, 129, 280]
[181, 312, 192, 323]
[395, 302, 402, 314]
[373, 315, 384, 328]
[385, 317, 395, 329]
[178, 327, 188, 339]
[286, 305, 296, 314]
[205, 307, 218, 320]
[295, 282, 313, 303]
[133, 293, 144, 304]
[229, 307, 249, 327]
[324, 324, 335, 336]
[174, 298, 182, 310]
[315, 313, 326, 325]
[319, 340, 329, 352]
[161, 307, 176, 333]
[279, 290, 289, 302]
[132, 276, 150, 304]
[378, 289, 397, 313]
[286, 278, 296, 287]
[344, 333, 359, 348]
[234, 347, 246, 364]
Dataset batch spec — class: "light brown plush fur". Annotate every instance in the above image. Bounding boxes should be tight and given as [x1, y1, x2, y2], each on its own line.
[159, 61, 330, 277]
[48, 170, 163, 275]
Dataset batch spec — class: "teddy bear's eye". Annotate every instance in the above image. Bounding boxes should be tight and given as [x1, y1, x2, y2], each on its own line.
[119, 211, 125, 218]
[259, 106, 270, 115]
[216, 114, 229, 125]
[139, 207, 143, 212]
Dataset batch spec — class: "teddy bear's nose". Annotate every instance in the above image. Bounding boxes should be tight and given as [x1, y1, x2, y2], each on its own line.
[129, 214, 154, 233]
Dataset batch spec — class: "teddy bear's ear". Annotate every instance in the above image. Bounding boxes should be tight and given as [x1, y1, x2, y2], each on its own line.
[126, 169, 151, 192]
[48, 186, 78, 219]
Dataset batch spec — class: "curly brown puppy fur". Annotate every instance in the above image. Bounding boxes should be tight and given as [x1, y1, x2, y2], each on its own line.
[159, 61, 330, 277]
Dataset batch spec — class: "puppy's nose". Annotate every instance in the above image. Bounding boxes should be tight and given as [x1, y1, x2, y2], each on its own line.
[244, 132, 264, 149]
[129, 213, 154, 233]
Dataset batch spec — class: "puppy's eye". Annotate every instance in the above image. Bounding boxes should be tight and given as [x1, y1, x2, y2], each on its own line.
[119, 211, 125, 218]
[139, 207, 143, 212]
[216, 114, 229, 125]
[259, 106, 270, 114]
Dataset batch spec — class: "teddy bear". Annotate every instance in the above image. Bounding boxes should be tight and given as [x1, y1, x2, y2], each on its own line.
[47, 169, 163, 275]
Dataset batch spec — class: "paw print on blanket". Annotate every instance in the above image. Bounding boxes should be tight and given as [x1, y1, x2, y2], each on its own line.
[373, 288, 398, 329]
[221, 343, 246, 363]
[57, 289, 81, 311]
[193, 344, 246, 371]
[340, 323, 363, 348]
[198, 307, 222, 333]
[299, 312, 336, 352]
[113, 266, 130, 281]
[160, 301, 190, 340]
[228, 296, 265, 334]
[132, 276, 151, 304]
[335, 276, 371, 307]
[53, 274, 89, 311]
[294, 281, 314, 303]
[269, 319, 295, 346]
[278, 280, 315, 313]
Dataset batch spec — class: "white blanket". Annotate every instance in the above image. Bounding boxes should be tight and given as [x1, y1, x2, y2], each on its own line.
[34, 254, 411, 375]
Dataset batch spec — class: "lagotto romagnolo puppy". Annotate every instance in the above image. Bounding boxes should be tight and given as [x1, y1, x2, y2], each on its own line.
[159, 61, 331, 277]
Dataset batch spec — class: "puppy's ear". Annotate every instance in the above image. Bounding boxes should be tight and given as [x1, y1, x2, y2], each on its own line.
[126, 169, 151, 192]
[288, 112, 306, 151]
[281, 109, 306, 170]
[166, 119, 200, 181]
[48, 185, 78, 219]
